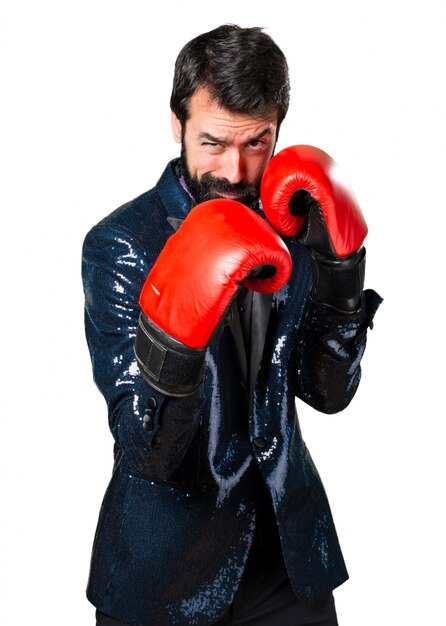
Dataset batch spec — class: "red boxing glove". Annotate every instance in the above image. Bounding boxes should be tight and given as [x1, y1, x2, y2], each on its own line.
[134, 199, 292, 396]
[261, 145, 367, 312]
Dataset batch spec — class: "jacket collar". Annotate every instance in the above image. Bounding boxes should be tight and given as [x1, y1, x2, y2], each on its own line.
[155, 158, 194, 221]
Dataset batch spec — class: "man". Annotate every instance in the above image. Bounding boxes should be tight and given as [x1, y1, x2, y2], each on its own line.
[82, 24, 381, 626]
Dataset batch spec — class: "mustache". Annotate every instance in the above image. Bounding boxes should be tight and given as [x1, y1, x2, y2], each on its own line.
[199, 173, 258, 198]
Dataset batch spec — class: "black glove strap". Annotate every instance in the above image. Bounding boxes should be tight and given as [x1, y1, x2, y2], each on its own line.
[134, 313, 206, 397]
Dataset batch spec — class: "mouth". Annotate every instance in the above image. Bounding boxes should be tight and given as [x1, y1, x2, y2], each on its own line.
[215, 191, 246, 201]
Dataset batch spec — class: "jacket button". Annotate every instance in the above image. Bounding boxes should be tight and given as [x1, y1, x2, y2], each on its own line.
[147, 397, 157, 410]
[143, 414, 153, 429]
[253, 436, 267, 449]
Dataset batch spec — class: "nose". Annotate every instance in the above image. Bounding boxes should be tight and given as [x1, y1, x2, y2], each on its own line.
[221, 149, 245, 184]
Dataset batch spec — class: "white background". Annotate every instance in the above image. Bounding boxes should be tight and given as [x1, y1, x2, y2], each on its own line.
[1, 1, 445, 624]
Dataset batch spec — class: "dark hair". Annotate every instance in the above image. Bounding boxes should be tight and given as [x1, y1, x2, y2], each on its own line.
[170, 24, 290, 130]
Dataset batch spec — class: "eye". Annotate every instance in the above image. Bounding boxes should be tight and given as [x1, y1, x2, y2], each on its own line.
[201, 142, 224, 154]
[247, 139, 267, 151]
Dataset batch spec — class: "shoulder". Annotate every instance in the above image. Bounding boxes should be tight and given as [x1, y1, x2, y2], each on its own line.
[85, 188, 161, 246]
[83, 160, 187, 260]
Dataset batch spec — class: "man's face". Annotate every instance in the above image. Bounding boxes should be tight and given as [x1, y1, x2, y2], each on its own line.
[172, 87, 278, 208]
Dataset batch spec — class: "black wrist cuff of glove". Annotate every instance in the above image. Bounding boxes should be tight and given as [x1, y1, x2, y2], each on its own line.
[134, 312, 206, 397]
[310, 247, 366, 313]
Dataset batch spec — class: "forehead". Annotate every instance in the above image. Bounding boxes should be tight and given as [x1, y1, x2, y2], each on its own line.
[187, 87, 278, 135]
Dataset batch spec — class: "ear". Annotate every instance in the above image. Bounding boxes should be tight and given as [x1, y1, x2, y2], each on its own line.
[171, 111, 182, 144]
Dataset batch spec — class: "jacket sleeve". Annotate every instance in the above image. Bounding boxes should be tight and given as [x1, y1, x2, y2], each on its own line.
[295, 288, 383, 414]
[81, 223, 205, 479]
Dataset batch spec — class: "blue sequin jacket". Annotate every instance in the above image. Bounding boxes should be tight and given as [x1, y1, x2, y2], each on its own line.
[82, 160, 382, 626]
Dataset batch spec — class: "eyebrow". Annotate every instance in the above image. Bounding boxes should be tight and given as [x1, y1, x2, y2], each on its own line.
[197, 127, 273, 144]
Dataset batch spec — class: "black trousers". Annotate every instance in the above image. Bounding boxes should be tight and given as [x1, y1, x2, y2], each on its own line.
[95, 546, 338, 626]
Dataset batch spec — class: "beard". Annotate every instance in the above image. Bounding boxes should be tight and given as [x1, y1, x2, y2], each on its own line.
[180, 144, 260, 210]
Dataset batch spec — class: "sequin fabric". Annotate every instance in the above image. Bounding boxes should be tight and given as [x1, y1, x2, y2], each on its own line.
[82, 160, 382, 626]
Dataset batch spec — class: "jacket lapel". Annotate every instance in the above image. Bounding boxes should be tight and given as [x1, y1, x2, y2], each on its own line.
[166, 216, 185, 232]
